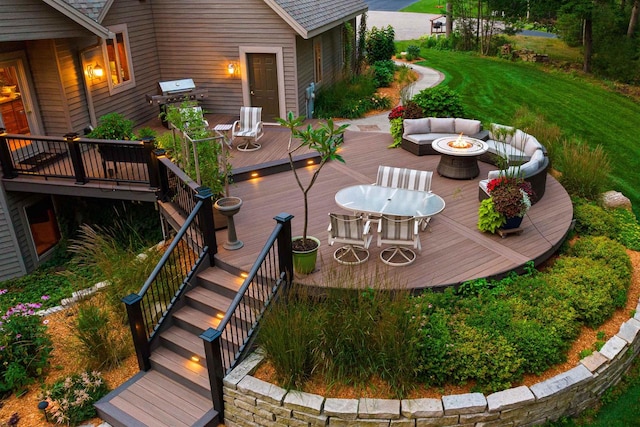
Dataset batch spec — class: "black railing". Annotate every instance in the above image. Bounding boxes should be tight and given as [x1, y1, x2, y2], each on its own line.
[201, 213, 293, 423]
[0, 130, 159, 187]
[124, 185, 217, 371]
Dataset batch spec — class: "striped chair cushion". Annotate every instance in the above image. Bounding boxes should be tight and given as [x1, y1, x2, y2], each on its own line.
[376, 166, 405, 188]
[380, 215, 414, 241]
[404, 169, 433, 192]
[238, 107, 262, 133]
[330, 214, 363, 240]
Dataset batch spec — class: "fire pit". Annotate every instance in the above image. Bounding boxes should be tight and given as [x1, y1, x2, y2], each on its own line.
[432, 135, 488, 179]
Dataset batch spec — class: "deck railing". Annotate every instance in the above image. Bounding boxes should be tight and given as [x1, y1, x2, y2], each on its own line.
[201, 213, 294, 423]
[0, 130, 159, 187]
[123, 183, 217, 371]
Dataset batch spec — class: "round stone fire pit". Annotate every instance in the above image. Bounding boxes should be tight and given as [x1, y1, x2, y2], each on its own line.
[432, 136, 489, 179]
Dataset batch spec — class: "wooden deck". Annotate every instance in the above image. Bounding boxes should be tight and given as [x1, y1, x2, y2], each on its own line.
[204, 120, 573, 291]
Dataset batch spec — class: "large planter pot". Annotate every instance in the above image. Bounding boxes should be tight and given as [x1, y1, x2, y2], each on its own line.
[292, 236, 321, 274]
[502, 215, 524, 230]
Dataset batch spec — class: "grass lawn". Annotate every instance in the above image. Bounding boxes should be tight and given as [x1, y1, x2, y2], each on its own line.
[401, 0, 449, 14]
[506, 35, 583, 64]
[401, 47, 640, 216]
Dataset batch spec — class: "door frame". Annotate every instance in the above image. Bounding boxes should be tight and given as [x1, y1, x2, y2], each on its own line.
[239, 46, 286, 123]
[0, 51, 43, 135]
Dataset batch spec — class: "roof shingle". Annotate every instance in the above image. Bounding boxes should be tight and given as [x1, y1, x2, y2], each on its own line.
[270, 0, 368, 36]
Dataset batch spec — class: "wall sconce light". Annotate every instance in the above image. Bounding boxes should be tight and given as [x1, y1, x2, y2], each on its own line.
[86, 63, 104, 81]
[227, 62, 239, 77]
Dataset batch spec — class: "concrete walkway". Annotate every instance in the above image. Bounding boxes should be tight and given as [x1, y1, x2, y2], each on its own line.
[336, 62, 444, 133]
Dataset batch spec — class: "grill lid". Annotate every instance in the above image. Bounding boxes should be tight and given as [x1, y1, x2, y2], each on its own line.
[158, 78, 196, 94]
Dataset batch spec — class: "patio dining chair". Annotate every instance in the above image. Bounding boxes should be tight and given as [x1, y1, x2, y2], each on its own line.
[377, 215, 421, 266]
[232, 106, 264, 151]
[327, 213, 373, 265]
[403, 169, 434, 231]
[375, 165, 405, 188]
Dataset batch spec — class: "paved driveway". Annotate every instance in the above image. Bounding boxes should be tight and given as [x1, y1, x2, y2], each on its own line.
[364, 0, 420, 11]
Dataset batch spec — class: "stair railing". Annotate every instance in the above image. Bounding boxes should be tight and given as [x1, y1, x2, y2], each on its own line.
[201, 212, 294, 423]
[124, 182, 217, 371]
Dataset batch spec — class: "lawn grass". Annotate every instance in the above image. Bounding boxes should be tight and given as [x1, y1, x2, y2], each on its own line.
[401, 0, 448, 14]
[403, 48, 640, 216]
[506, 35, 583, 64]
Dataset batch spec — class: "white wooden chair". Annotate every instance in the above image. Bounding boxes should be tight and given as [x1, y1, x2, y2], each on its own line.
[377, 215, 421, 266]
[403, 169, 434, 231]
[327, 213, 372, 265]
[232, 107, 264, 151]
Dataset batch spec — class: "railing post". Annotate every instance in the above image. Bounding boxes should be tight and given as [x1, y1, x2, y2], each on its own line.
[196, 187, 217, 265]
[200, 328, 225, 424]
[64, 132, 87, 185]
[275, 213, 294, 285]
[122, 293, 151, 371]
[144, 137, 160, 189]
[0, 129, 18, 178]
[154, 150, 171, 201]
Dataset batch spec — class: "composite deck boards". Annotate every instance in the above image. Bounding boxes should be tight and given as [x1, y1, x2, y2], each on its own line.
[213, 125, 573, 290]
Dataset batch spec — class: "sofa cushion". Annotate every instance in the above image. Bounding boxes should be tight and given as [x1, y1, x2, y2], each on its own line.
[454, 118, 481, 135]
[404, 133, 458, 144]
[523, 136, 542, 157]
[429, 117, 456, 133]
[403, 118, 430, 136]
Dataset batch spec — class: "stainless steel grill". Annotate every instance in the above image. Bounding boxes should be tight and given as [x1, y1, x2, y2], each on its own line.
[146, 79, 208, 128]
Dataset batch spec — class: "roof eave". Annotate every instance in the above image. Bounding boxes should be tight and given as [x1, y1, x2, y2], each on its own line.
[41, 0, 114, 39]
[263, 0, 309, 38]
[306, 8, 367, 39]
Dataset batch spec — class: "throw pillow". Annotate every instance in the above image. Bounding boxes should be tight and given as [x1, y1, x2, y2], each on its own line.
[403, 118, 431, 136]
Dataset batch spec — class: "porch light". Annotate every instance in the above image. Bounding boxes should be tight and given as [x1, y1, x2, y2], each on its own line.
[86, 63, 104, 81]
[227, 62, 239, 77]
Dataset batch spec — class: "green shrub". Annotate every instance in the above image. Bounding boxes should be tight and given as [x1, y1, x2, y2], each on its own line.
[572, 200, 619, 239]
[365, 26, 395, 63]
[548, 257, 628, 328]
[569, 236, 632, 285]
[371, 60, 396, 87]
[87, 112, 135, 140]
[136, 126, 157, 140]
[449, 320, 524, 392]
[415, 309, 453, 385]
[510, 107, 563, 168]
[612, 208, 640, 250]
[411, 86, 464, 118]
[314, 74, 379, 119]
[74, 298, 132, 370]
[406, 45, 421, 59]
[40, 371, 109, 426]
[558, 139, 611, 200]
[0, 299, 53, 395]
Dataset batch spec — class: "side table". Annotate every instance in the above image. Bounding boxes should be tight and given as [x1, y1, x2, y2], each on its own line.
[213, 124, 233, 149]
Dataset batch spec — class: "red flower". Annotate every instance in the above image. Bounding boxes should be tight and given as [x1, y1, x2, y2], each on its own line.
[388, 106, 406, 120]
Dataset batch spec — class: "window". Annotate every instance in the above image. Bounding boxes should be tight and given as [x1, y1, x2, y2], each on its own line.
[313, 39, 323, 83]
[25, 197, 60, 257]
[103, 24, 135, 94]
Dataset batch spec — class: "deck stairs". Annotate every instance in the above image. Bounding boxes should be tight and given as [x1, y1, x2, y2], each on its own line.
[95, 266, 247, 427]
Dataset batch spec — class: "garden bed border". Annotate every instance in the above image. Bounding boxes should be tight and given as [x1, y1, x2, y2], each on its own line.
[222, 297, 640, 426]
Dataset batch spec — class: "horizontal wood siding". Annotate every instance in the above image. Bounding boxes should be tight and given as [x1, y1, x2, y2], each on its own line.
[296, 36, 314, 116]
[321, 25, 344, 87]
[0, 0, 93, 42]
[92, 1, 162, 126]
[55, 39, 91, 133]
[26, 40, 71, 136]
[149, 0, 298, 115]
[0, 188, 27, 281]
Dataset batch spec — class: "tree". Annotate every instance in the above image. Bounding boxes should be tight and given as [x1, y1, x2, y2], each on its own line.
[628, 0, 639, 36]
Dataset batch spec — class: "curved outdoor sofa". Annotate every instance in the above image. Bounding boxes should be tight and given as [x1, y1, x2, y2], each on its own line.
[401, 118, 549, 203]
[478, 123, 550, 203]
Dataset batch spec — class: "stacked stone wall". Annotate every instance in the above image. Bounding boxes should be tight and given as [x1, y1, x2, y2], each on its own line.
[223, 300, 640, 426]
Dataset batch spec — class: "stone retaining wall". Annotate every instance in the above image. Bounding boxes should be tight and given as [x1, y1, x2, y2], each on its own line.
[223, 300, 640, 427]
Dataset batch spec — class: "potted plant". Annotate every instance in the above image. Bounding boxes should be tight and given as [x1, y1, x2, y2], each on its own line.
[478, 176, 535, 233]
[277, 112, 348, 274]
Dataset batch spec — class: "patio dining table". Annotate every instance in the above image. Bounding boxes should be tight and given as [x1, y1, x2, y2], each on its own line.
[334, 184, 446, 218]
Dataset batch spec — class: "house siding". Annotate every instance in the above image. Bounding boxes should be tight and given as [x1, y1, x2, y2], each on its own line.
[0, 0, 92, 42]
[0, 185, 27, 282]
[5, 191, 40, 275]
[149, 0, 299, 115]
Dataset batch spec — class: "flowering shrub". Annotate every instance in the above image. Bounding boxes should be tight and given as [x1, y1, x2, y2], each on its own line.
[40, 371, 110, 426]
[0, 295, 53, 395]
[389, 117, 404, 148]
[388, 105, 406, 120]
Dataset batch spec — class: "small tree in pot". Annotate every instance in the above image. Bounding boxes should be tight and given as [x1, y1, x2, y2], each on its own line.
[277, 112, 348, 255]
